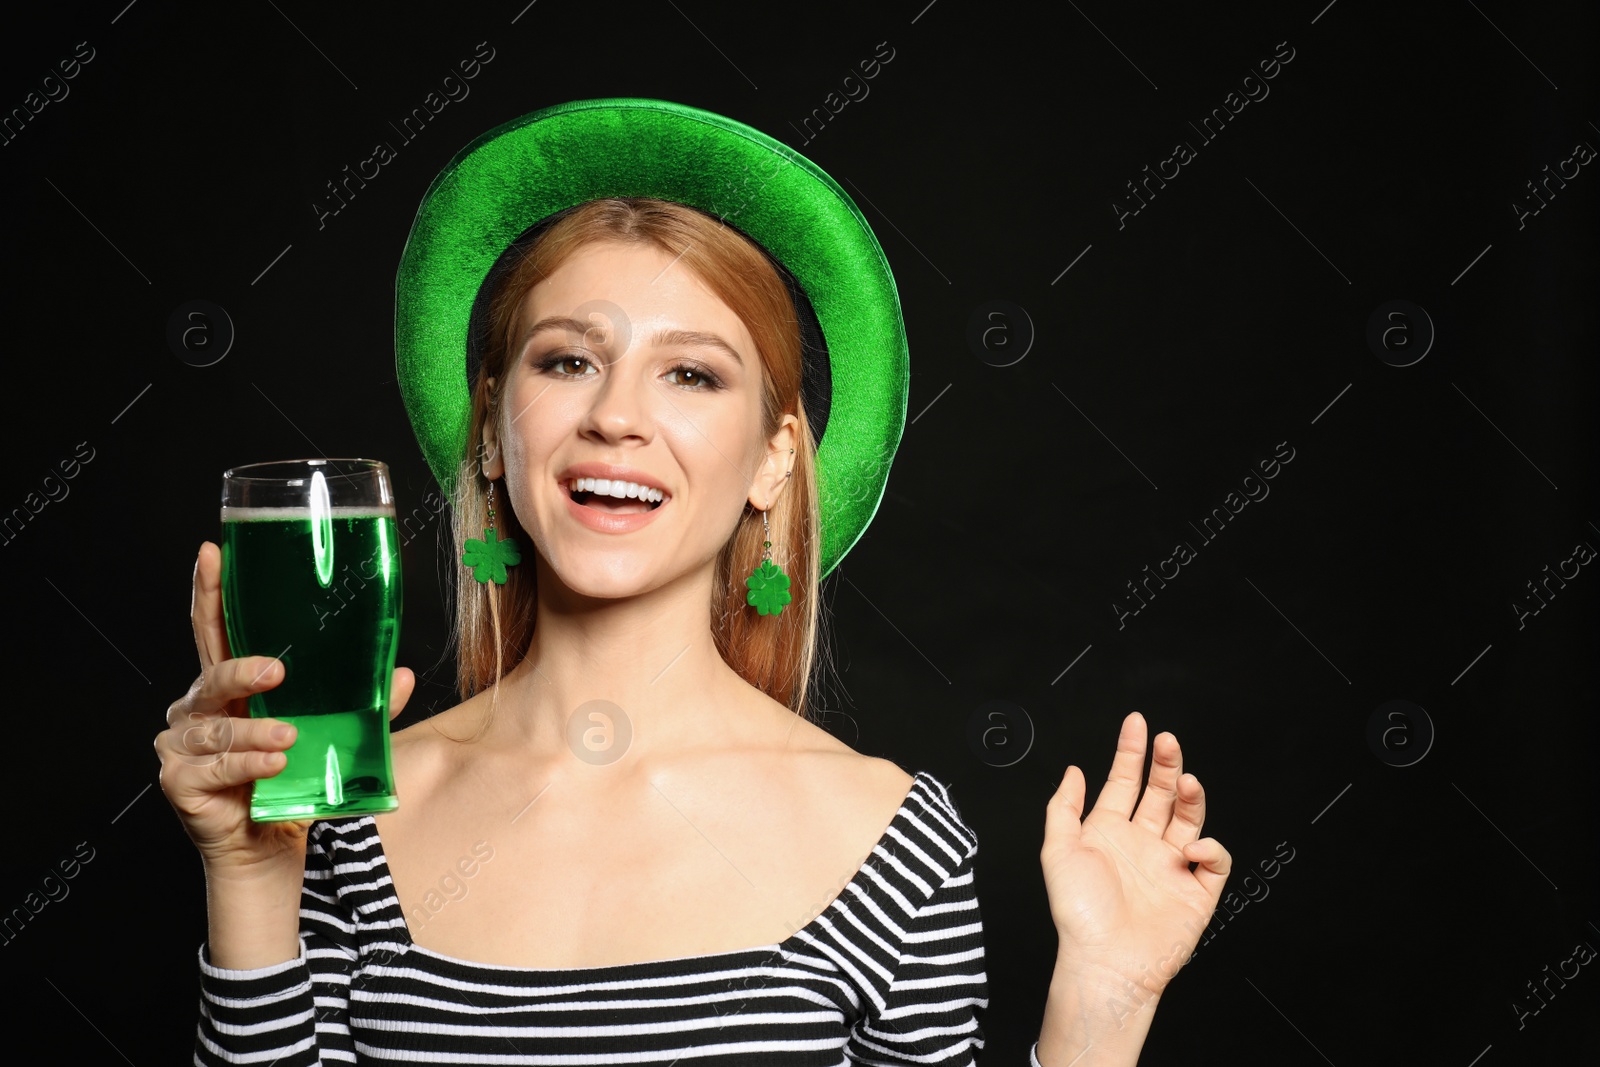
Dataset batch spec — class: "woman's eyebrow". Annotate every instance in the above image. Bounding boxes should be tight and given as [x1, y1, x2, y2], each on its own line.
[517, 316, 598, 351]
[647, 328, 744, 367]
[516, 320, 743, 368]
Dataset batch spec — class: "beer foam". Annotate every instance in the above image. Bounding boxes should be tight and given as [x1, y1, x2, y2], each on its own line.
[220, 505, 397, 522]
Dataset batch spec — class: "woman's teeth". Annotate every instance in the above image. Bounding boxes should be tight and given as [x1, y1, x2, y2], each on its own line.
[566, 477, 664, 513]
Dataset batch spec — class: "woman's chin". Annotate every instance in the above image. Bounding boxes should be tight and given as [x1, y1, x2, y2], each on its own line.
[545, 551, 665, 599]
[542, 543, 718, 606]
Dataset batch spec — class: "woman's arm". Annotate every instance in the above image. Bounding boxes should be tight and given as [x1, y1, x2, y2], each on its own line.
[844, 846, 988, 1063]
[1033, 958, 1159, 1066]
[194, 821, 364, 1065]
[158, 543, 348, 969]
[203, 851, 307, 968]
[158, 545, 414, 1062]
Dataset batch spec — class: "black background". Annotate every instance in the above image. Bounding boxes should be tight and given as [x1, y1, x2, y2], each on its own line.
[2, 1, 1596, 1063]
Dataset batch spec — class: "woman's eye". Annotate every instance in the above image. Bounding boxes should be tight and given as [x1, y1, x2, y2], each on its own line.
[667, 365, 721, 390]
[535, 352, 721, 391]
[536, 354, 595, 377]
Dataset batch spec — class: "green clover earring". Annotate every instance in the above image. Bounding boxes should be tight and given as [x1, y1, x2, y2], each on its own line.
[745, 450, 794, 617]
[462, 480, 521, 584]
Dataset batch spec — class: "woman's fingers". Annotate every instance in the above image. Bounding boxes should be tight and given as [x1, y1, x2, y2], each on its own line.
[1041, 764, 1087, 862]
[1182, 837, 1232, 904]
[162, 657, 288, 773]
[1093, 711, 1148, 819]
[388, 666, 415, 720]
[156, 694, 298, 805]
[163, 743, 292, 800]
[166, 657, 284, 728]
[1162, 772, 1206, 851]
[1131, 730, 1183, 835]
[159, 714, 296, 774]
[200, 655, 285, 708]
[191, 542, 231, 668]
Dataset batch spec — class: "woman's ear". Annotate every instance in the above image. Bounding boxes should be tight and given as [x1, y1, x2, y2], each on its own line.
[748, 414, 800, 511]
[481, 377, 505, 480]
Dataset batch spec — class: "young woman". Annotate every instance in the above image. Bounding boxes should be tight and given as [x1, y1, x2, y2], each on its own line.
[159, 100, 1230, 1066]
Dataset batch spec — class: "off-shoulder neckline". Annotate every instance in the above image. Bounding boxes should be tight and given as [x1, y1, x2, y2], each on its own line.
[352, 768, 947, 976]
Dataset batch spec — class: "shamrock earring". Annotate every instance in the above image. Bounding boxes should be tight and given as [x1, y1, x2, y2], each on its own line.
[744, 448, 794, 617]
[462, 480, 521, 584]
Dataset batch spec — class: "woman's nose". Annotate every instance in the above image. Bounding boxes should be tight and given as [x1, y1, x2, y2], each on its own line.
[580, 355, 652, 439]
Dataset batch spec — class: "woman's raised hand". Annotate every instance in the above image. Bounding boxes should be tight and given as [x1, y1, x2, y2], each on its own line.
[1040, 712, 1231, 1010]
[155, 542, 415, 876]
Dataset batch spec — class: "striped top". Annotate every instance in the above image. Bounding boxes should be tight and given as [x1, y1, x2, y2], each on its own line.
[193, 769, 1047, 1065]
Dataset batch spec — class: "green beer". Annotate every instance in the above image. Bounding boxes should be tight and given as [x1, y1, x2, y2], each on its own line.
[220, 505, 402, 821]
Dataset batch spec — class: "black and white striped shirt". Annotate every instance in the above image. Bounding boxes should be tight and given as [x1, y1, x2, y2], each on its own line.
[194, 769, 1046, 1065]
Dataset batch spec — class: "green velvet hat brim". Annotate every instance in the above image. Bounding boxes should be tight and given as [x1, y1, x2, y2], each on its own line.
[395, 97, 908, 580]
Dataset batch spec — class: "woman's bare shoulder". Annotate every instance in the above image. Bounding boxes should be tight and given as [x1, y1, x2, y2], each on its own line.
[746, 693, 915, 822]
[817, 746, 916, 813]
[388, 689, 494, 800]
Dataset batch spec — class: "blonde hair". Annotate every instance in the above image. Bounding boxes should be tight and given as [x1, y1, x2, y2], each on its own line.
[450, 198, 825, 730]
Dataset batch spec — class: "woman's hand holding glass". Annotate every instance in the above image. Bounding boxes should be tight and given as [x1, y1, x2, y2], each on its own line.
[155, 543, 415, 878]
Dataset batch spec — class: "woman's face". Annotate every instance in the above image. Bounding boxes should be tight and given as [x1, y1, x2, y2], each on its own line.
[483, 240, 796, 599]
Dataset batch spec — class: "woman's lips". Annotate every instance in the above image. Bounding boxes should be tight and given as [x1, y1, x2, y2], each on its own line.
[561, 487, 667, 533]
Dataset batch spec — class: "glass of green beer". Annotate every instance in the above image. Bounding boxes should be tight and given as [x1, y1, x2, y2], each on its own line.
[220, 458, 402, 822]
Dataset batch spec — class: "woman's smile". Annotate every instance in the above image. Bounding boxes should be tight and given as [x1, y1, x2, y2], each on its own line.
[556, 463, 673, 520]
[557, 466, 673, 533]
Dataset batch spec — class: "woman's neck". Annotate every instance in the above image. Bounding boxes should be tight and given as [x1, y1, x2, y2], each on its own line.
[475, 568, 760, 765]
